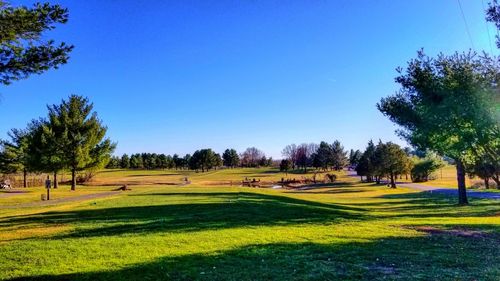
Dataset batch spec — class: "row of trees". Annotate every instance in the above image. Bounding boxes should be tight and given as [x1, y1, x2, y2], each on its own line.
[0, 95, 115, 190]
[355, 141, 447, 188]
[105, 147, 273, 172]
[281, 141, 350, 172]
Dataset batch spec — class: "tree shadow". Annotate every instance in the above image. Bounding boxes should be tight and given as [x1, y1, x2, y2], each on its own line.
[0, 192, 366, 240]
[8, 232, 500, 281]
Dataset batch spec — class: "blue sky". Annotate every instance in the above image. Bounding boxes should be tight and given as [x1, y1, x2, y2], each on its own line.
[1, 0, 497, 158]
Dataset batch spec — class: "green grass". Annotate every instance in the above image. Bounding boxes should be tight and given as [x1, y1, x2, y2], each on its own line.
[0, 169, 499, 280]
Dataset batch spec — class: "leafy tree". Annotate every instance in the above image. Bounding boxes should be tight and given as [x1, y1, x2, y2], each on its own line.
[222, 148, 240, 168]
[470, 156, 499, 189]
[0, 1, 73, 85]
[330, 140, 348, 171]
[373, 142, 410, 188]
[120, 154, 130, 169]
[411, 153, 445, 182]
[47, 95, 115, 190]
[280, 159, 291, 175]
[378, 51, 500, 204]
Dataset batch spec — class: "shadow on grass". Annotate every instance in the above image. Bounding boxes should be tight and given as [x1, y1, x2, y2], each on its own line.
[8, 232, 500, 281]
[0, 192, 366, 239]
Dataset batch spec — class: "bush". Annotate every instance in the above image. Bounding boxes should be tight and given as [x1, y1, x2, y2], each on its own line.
[411, 158, 444, 182]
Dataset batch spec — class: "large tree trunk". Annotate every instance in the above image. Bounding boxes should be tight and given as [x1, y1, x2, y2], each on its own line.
[53, 172, 58, 189]
[23, 168, 27, 188]
[390, 172, 396, 188]
[71, 168, 76, 191]
[456, 160, 468, 205]
[484, 178, 489, 189]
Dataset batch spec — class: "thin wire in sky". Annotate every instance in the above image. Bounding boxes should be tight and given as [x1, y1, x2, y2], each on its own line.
[457, 0, 475, 50]
[482, 0, 494, 53]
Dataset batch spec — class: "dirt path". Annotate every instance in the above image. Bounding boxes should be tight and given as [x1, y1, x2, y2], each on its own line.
[1, 191, 121, 209]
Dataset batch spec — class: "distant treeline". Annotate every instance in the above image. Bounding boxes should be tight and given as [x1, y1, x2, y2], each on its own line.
[106, 147, 273, 172]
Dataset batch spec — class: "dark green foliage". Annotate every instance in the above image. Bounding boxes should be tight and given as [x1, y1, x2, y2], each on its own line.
[348, 149, 362, 168]
[470, 156, 500, 189]
[355, 140, 376, 182]
[377, 50, 500, 204]
[0, 124, 35, 187]
[189, 149, 218, 172]
[47, 95, 115, 190]
[314, 141, 332, 170]
[222, 149, 240, 168]
[0, 1, 73, 85]
[279, 159, 291, 173]
[372, 141, 411, 188]
[120, 154, 130, 169]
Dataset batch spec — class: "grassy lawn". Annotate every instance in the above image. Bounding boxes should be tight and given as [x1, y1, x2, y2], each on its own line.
[0, 169, 499, 280]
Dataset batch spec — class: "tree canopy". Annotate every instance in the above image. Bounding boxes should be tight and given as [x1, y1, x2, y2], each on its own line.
[378, 51, 500, 204]
[0, 1, 73, 85]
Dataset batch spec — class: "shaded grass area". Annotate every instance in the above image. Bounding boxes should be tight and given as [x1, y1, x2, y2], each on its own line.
[0, 185, 499, 280]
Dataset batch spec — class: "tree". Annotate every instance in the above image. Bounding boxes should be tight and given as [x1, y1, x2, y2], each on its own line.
[222, 149, 240, 168]
[0, 125, 35, 187]
[280, 159, 291, 175]
[373, 142, 410, 188]
[355, 140, 376, 182]
[411, 153, 445, 182]
[120, 154, 130, 169]
[470, 156, 499, 189]
[47, 95, 115, 190]
[240, 147, 265, 167]
[348, 149, 362, 168]
[330, 140, 348, 171]
[281, 144, 298, 169]
[315, 141, 332, 170]
[487, 0, 500, 48]
[378, 51, 500, 204]
[129, 153, 143, 169]
[214, 153, 223, 170]
[0, 1, 73, 85]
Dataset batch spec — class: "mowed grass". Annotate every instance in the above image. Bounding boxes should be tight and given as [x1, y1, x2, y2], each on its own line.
[0, 169, 499, 280]
[93, 167, 338, 185]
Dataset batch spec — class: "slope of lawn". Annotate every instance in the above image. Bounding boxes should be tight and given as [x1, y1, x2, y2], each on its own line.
[0, 174, 499, 280]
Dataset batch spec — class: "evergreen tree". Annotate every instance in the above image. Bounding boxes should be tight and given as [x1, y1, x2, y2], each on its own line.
[47, 95, 115, 190]
[0, 1, 73, 85]
[330, 140, 348, 171]
[222, 148, 240, 168]
[120, 154, 130, 169]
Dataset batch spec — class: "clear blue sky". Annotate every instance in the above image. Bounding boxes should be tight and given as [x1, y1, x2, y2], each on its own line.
[1, 0, 497, 158]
